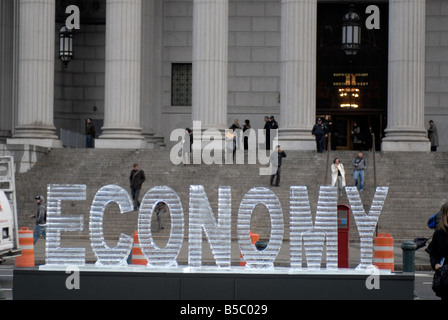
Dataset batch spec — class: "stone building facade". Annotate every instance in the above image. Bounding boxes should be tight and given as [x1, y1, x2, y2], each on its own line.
[1, 0, 447, 159]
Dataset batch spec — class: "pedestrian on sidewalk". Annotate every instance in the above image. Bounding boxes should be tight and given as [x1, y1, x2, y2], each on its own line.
[130, 163, 146, 211]
[330, 157, 346, 197]
[352, 152, 366, 191]
[29, 195, 46, 244]
[430, 202, 448, 300]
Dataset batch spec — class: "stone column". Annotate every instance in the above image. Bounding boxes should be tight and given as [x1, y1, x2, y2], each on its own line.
[96, 0, 147, 149]
[192, 0, 228, 131]
[8, 0, 61, 148]
[0, 0, 14, 140]
[381, 0, 430, 152]
[277, 0, 316, 151]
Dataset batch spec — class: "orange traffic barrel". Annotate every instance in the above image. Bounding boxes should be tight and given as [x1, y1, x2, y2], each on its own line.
[15, 227, 35, 267]
[373, 233, 394, 272]
[131, 231, 147, 265]
[240, 232, 260, 267]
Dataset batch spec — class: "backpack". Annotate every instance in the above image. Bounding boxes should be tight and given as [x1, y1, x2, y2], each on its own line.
[428, 211, 442, 229]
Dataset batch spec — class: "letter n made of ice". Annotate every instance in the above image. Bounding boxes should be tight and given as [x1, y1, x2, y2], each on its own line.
[188, 185, 231, 268]
[345, 186, 389, 270]
[290, 186, 338, 270]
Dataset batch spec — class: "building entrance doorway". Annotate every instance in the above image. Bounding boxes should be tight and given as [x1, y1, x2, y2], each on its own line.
[326, 115, 384, 151]
[316, 2, 388, 151]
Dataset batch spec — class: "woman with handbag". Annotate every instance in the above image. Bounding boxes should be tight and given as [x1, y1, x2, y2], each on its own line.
[430, 202, 448, 299]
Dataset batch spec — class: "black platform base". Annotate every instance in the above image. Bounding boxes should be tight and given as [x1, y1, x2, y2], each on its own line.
[13, 266, 415, 300]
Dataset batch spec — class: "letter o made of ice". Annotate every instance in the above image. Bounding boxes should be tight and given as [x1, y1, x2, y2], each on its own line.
[89, 185, 134, 266]
[138, 186, 184, 267]
[237, 187, 284, 268]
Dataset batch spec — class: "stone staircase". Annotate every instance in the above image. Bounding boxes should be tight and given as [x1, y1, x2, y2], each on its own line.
[13, 148, 448, 244]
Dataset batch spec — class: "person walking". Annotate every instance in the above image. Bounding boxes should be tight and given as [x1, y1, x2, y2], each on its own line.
[352, 152, 366, 191]
[130, 163, 146, 211]
[270, 145, 286, 187]
[428, 120, 439, 152]
[430, 202, 448, 300]
[331, 158, 346, 198]
[29, 195, 47, 244]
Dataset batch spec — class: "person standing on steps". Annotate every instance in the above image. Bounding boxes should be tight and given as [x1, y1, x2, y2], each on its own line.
[130, 163, 145, 211]
[330, 158, 346, 198]
[312, 118, 328, 153]
[352, 152, 366, 192]
[428, 120, 439, 152]
[86, 118, 96, 148]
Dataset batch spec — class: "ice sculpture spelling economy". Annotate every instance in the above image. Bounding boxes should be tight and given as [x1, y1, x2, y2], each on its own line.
[44, 184, 388, 271]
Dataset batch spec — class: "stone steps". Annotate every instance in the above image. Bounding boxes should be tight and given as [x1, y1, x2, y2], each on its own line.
[14, 148, 448, 243]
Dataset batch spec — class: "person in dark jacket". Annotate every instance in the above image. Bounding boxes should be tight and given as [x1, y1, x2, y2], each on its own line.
[312, 118, 328, 153]
[130, 163, 146, 210]
[430, 202, 448, 300]
[428, 120, 439, 152]
[270, 145, 286, 187]
[264, 116, 272, 150]
[86, 118, 96, 148]
[29, 195, 47, 244]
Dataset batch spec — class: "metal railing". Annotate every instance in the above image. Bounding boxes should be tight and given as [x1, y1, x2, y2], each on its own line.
[60, 129, 86, 148]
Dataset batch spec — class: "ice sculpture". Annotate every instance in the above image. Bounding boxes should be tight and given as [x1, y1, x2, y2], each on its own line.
[237, 187, 284, 269]
[345, 186, 389, 269]
[138, 186, 184, 267]
[289, 186, 338, 270]
[46, 185, 86, 266]
[188, 185, 231, 268]
[89, 185, 134, 266]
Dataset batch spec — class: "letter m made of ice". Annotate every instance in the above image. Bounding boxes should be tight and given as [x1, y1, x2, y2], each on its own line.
[290, 186, 338, 270]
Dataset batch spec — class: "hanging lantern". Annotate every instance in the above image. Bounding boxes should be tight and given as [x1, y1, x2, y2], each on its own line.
[342, 5, 361, 56]
[59, 26, 74, 68]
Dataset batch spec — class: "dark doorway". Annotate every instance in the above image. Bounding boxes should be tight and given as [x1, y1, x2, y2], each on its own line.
[317, 2, 388, 151]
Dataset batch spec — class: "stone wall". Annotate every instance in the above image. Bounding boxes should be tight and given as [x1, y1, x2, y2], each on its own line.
[426, 0, 448, 151]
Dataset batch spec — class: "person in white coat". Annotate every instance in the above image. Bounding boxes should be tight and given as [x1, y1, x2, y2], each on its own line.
[331, 158, 346, 198]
